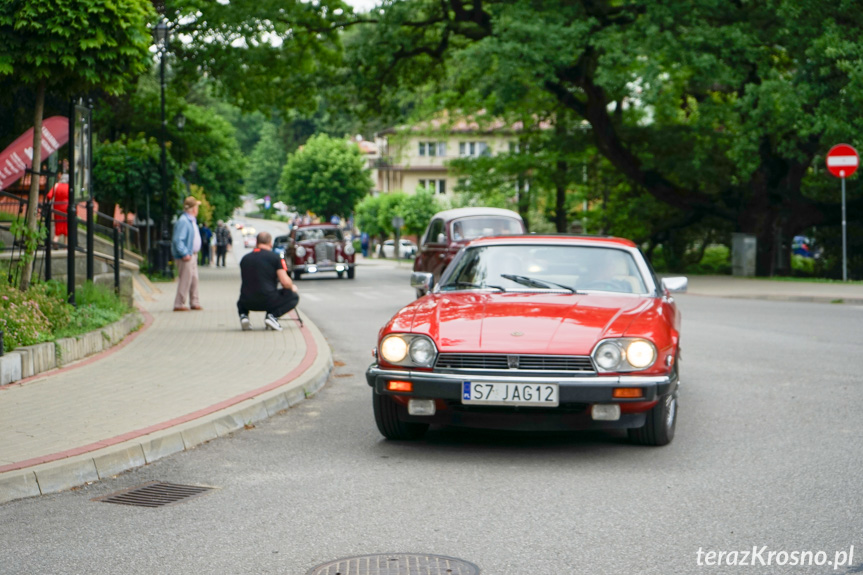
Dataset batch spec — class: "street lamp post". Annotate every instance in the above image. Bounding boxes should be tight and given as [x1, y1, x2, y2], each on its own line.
[155, 19, 172, 277]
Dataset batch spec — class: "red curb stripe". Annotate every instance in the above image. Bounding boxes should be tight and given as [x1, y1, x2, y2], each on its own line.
[0, 319, 320, 474]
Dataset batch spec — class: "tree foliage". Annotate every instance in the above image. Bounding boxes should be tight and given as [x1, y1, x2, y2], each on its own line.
[245, 122, 286, 199]
[163, 0, 352, 115]
[349, 0, 863, 277]
[0, 0, 155, 289]
[92, 134, 161, 218]
[279, 134, 372, 218]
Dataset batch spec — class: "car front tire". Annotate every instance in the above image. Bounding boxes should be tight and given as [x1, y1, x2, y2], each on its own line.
[373, 393, 429, 440]
[628, 392, 677, 446]
[347, 266, 355, 279]
[293, 269, 302, 281]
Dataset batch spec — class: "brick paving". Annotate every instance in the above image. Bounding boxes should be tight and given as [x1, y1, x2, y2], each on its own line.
[0, 249, 331, 502]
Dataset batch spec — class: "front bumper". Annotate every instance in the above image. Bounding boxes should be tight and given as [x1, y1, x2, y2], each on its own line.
[365, 364, 677, 431]
[296, 261, 354, 274]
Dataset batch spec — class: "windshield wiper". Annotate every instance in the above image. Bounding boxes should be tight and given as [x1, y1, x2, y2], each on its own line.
[500, 274, 577, 293]
[441, 282, 505, 292]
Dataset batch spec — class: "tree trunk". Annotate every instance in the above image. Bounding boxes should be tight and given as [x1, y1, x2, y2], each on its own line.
[555, 159, 568, 232]
[18, 81, 46, 291]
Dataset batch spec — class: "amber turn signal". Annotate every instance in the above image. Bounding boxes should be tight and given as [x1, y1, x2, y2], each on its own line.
[387, 380, 413, 393]
[612, 387, 643, 399]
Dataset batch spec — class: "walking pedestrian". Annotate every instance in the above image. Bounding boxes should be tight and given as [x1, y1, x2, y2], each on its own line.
[199, 222, 213, 266]
[215, 220, 232, 267]
[172, 196, 203, 311]
[237, 231, 299, 331]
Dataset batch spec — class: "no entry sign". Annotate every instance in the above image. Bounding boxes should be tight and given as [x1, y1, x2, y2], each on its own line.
[826, 144, 859, 178]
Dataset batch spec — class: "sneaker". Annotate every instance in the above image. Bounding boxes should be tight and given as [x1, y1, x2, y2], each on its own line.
[240, 314, 252, 331]
[264, 313, 283, 331]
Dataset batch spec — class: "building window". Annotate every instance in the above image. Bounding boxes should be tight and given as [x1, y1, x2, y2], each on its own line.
[417, 179, 447, 195]
[459, 141, 489, 157]
[419, 141, 446, 157]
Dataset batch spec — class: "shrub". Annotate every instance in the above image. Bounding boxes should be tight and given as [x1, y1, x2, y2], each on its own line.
[0, 283, 55, 351]
[686, 245, 731, 275]
[791, 255, 816, 277]
[0, 280, 130, 352]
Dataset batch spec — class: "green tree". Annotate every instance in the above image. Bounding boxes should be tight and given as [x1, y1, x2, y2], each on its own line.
[91, 134, 161, 251]
[400, 189, 441, 238]
[350, 0, 863, 277]
[279, 134, 372, 218]
[0, 0, 154, 290]
[245, 122, 286, 200]
[164, 0, 351, 116]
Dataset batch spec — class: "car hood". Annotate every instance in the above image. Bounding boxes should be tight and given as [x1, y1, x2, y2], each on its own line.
[389, 292, 659, 355]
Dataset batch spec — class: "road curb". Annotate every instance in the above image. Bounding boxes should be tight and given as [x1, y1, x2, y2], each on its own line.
[0, 311, 333, 505]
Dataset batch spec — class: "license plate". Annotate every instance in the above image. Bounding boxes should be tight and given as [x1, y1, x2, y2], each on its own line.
[462, 382, 559, 407]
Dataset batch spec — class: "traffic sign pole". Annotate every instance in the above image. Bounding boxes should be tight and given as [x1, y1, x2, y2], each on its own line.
[842, 176, 847, 282]
[826, 144, 858, 282]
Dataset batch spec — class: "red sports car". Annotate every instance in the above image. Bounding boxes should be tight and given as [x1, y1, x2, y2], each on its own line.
[366, 235, 687, 445]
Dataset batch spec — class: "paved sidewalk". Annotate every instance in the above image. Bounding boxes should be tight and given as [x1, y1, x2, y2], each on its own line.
[0, 248, 332, 504]
[683, 275, 863, 305]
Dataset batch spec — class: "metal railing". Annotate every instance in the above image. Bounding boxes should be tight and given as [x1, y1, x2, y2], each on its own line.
[1, 187, 140, 298]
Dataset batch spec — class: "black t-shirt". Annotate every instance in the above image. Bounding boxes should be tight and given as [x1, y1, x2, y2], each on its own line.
[239, 249, 287, 301]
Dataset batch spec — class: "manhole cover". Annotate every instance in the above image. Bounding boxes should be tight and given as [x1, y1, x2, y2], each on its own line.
[307, 553, 479, 575]
[93, 482, 215, 508]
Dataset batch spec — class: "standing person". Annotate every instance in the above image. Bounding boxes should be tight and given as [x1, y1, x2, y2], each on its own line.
[52, 174, 69, 244]
[215, 220, 231, 267]
[199, 222, 213, 266]
[171, 196, 203, 311]
[237, 231, 299, 331]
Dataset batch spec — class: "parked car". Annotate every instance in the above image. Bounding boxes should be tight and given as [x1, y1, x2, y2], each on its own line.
[273, 233, 291, 256]
[380, 239, 417, 259]
[283, 223, 355, 280]
[241, 227, 257, 248]
[412, 207, 526, 294]
[367, 235, 687, 445]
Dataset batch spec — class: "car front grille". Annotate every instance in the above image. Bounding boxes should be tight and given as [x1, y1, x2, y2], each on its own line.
[315, 242, 335, 262]
[434, 353, 596, 375]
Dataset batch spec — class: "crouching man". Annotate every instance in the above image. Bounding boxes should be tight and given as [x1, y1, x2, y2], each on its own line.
[237, 231, 299, 331]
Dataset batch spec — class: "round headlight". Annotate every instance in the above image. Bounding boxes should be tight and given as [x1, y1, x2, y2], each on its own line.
[626, 340, 655, 368]
[595, 342, 622, 371]
[296, 246, 307, 257]
[344, 243, 355, 256]
[409, 338, 435, 366]
[380, 336, 408, 363]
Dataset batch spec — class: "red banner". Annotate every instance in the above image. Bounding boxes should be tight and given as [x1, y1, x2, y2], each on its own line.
[0, 116, 69, 191]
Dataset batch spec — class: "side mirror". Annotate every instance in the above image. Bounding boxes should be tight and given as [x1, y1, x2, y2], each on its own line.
[411, 272, 434, 296]
[661, 277, 688, 294]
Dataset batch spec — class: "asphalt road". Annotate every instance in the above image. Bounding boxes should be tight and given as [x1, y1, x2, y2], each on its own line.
[1, 252, 862, 575]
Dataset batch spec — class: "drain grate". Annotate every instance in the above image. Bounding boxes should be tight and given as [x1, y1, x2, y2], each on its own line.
[93, 482, 215, 508]
[307, 553, 480, 575]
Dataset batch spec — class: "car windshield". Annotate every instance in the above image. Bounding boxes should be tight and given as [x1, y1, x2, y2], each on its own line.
[450, 217, 523, 241]
[296, 228, 343, 242]
[439, 245, 648, 294]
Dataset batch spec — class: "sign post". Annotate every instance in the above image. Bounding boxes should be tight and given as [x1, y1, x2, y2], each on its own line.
[825, 144, 859, 282]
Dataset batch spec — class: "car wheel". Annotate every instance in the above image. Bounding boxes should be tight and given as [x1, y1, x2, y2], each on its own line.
[373, 393, 429, 440]
[347, 266, 355, 279]
[293, 269, 302, 281]
[337, 271, 344, 279]
[628, 392, 677, 446]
